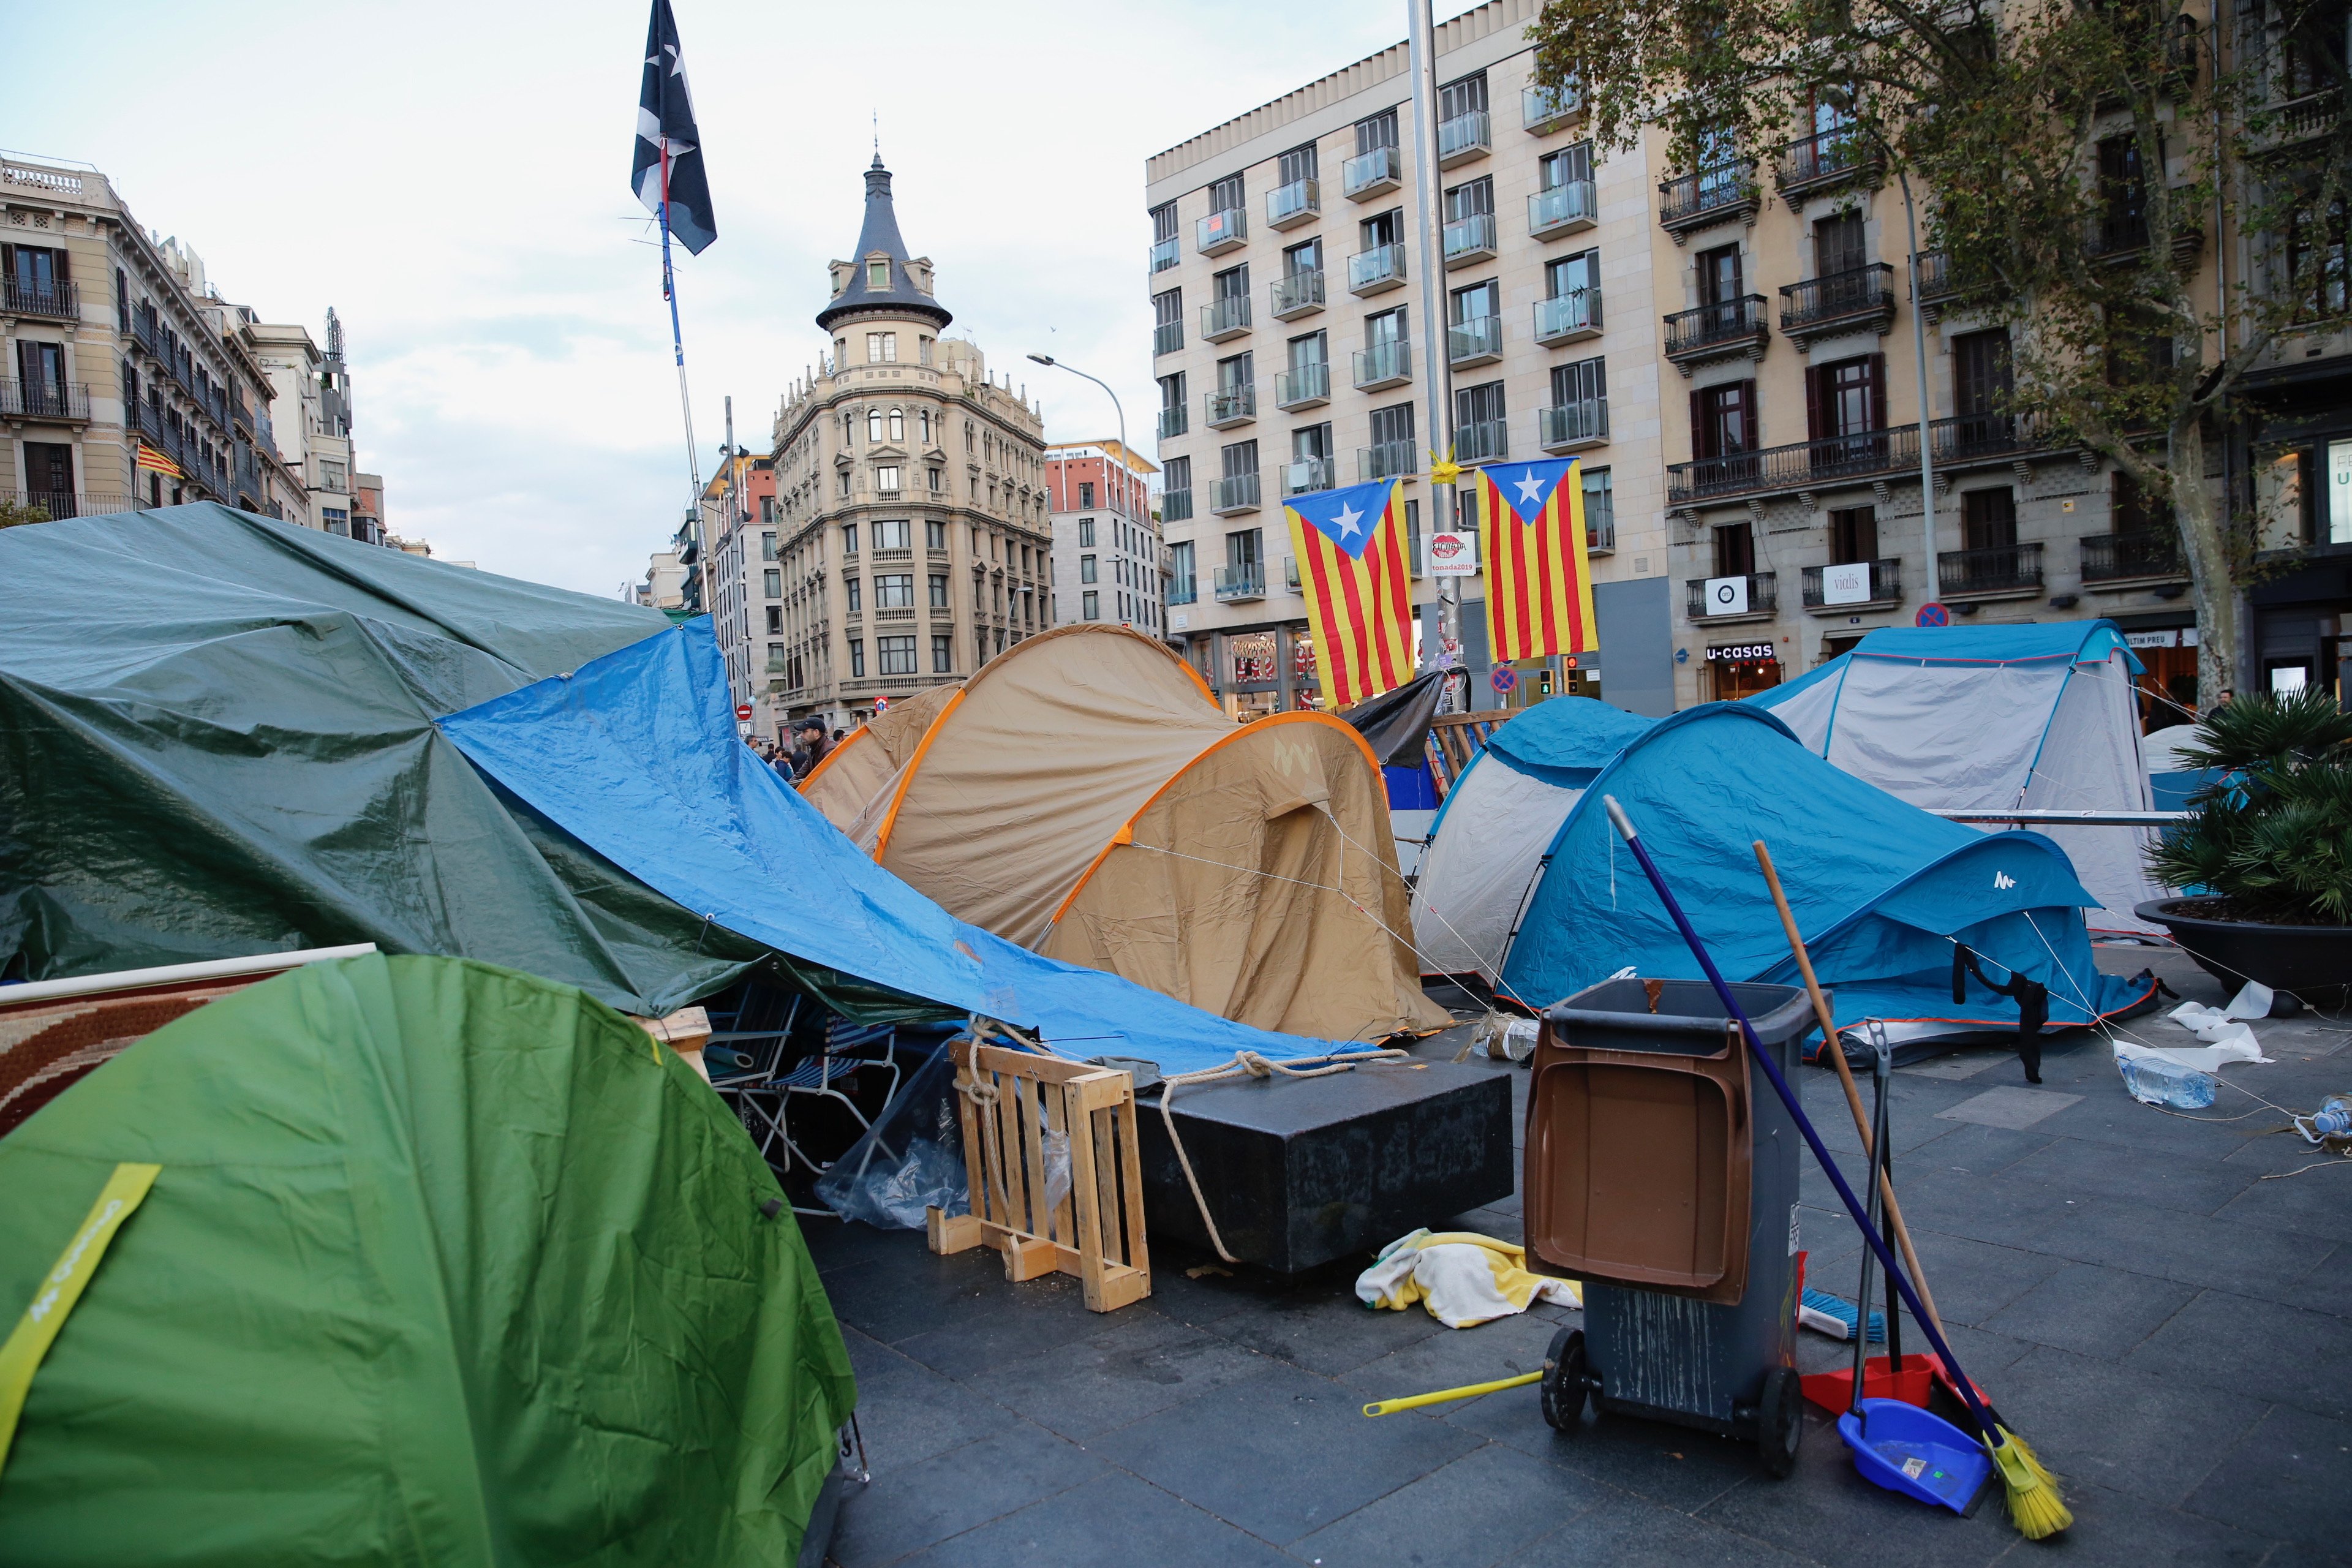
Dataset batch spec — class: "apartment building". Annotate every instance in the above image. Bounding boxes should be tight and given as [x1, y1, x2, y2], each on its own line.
[762, 157, 1055, 733]
[1145, 0, 1674, 718]
[1045, 439, 1161, 632]
[699, 448, 778, 730]
[243, 309, 378, 541]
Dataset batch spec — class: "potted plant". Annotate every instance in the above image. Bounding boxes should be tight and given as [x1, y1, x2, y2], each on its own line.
[2137, 689, 2352, 1006]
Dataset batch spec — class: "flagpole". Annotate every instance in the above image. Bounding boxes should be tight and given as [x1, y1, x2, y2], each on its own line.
[658, 149, 707, 606]
[1406, 0, 1461, 698]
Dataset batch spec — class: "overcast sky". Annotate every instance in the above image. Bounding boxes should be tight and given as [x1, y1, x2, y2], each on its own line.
[2, 1, 1453, 596]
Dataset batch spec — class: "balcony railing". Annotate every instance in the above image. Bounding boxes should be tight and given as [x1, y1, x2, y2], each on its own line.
[1352, 339, 1412, 389]
[1200, 294, 1251, 342]
[1343, 144, 1403, 199]
[1360, 440, 1417, 482]
[1529, 179, 1598, 239]
[1168, 578, 1199, 605]
[1448, 314, 1504, 366]
[1275, 362, 1330, 409]
[1585, 513, 1616, 553]
[1776, 126, 1881, 196]
[1533, 287, 1602, 344]
[2080, 529, 2185, 583]
[1686, 573, 1779, 619]
[8, 491, 136, 519]
[1, 277, 78, 320]
[1663, 295, 1769, 361]
[1158, 404, 1188, 440]
[1267, 178, 1320, 229]
[1933, 410, 2046, 464]
[1162, 488, 1194, 522]
[1211, 472, 1262, 514]
[1801, 558, 1902, 609]
[1215, 562, 1266, 600]
[1522, 81, 1584, 134]
[1197, 206, 1248, 255]
[1779, 263, 1896, 340]
[1442, 211, 1498, 267]
[2253, 88, 2342, 153]
[1283, 457, 1336, 496]
[1539, 398, 1608, 450]
[1204, 383, 1256, 427]
[1152, 320, 1183, 357]
[1149, 236, 1180, 274]
[0, 380, 91, 421]
[1659, 160, 1760, 234]
[1457, 417, 1508, 464]
[1270, 268, 1325, 319]
[1437, 110, 1492, 166]
[1349, 243, 1408, 295]
[1938, 541, 2045, 597]
[1668, 425, 1920, 505]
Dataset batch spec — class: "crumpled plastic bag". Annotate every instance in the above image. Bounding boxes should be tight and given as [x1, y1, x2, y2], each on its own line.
[1355, 1229, 1580, 1328]
[1471, 1011, 1540, 1062]
[815, 1039, 969, 1229]
[2134, 982, 2278, 1071]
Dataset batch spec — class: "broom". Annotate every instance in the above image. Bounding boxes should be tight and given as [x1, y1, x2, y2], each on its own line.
[1752, 840, 2062, 1503]
[1604, 799, 2070, 1539]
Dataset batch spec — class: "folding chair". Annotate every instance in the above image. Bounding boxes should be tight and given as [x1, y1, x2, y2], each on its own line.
[747, 1016, 906, 1191]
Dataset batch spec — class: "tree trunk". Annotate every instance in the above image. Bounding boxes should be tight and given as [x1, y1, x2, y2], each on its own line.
[2171, 417, 2239, 705]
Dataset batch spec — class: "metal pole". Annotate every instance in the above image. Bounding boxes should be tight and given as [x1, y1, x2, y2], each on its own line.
[657, 152, 707, 611]
[1406, 0, 1460, 673]
[1899, 170, 1940, 606]
[1028, 353, 1128, 627]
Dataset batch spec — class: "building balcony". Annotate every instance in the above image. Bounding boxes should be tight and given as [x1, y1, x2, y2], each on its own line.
[2252, 89, 2342, 155]
[1533, 287, 1602, 345]
[1447, 313, 1504, 367]
[1658, 161, 1760, 239]
[1779, 262, 1897, 347]
[1352, 339, 1412, 390]
[1275, 361, 1330, 410]
[1162, 487, 1194, 522]
[1200, 295, 1252, 342]
[871, 546, 914, 564]
[1909, 249, 2006, 323]
[1270, 268, 1325, 320]
[1938, 541, 2045, 598]
[2089, 211, 2203, 266]
[1775, 126, 1882, 200]
[1197, 206, 1248, 256]
[1215, 562, 1265, 600]
[1211, 472, 1262, 514]
[1800, 558, 1903, 612]
[1349, 243, 1408, 295]
[7, 490, 133, 520]
[1204, 383, 1256, 428]
[1668, 426, 1918, 505]
[2080, 529, 2187, 586]
[1343, 145, 1403, 200]
[1158, 404, 1188, 440]
[1149, 236, 1180, 274]
[1529, 179, 1598, 240]
[1539, 398, 1609, 451]
[1687, 573, 1779, 622]
[1457, 417, 1508, 464]
[1153, 321, 1183, 357]
[0, 380, 91, 423]
[1, 277, 78, 320]
[1437, 110, 1491, 167]
[1662, 295, 1769, 371]
[1282, 456, 1336, 496]
[1267, 178, 1320, 230]
[1442, 211, 1497, 269]
[1522, 81, 1584, 135]
[1933, 410, 2048, 467]
[1360, 440, 1417, 483]
[1168, 578, 1199, 605]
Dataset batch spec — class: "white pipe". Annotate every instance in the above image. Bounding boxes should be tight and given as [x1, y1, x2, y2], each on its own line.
[1927, 809, 2187, 826]
[0, 943, 380, 1008]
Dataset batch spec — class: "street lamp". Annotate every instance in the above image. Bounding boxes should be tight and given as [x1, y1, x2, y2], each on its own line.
[1027, 353, 1129, 518]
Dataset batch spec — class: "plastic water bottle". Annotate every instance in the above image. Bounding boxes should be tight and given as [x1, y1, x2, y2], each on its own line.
[2312, 1098, 2352, 1139]
[2118, 1054, 2217, 1110]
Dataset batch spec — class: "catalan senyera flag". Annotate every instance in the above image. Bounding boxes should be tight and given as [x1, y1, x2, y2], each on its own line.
[1474, 456, 1598, 663]
[1285, 477, 1417, 708]
[134, 443, 183, 480]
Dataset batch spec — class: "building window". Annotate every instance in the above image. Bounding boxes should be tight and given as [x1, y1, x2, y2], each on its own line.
[1828, 505, 1879, 564]
[849, 639, 866, 677]
[1079, 517, 1096, 547]
[1714, 520, 1755, 577]
[868, 408, 884, 442]
[838, 470, 851, 497]
[873, 518, 910, 549]
[875, 573, 914, 608]
[929, 571, 949, 607]
[1581, 467, 1613, 544]
[765, 605, 782, 633]
[932, 634, 953, 672]
[1962, 488, 2018, 549]
[845, 576, 862, 612]
[875, 465, 901, 492]
[1079, 481, 1096, 509]
[1806, 354, 1887, 440]
[1153, 287, 1182, 354]
[1356, 107, 1399, 155]
[1081, 555, 1098, 583]
[877, 635, 917, 675]
[761, 530, 777, 561]
[888, 407, 904, 442]
[926, 519, 946, 549]
[1692, 380, 1755, 458]
[323, 508, 349, 535]
[918, 335, 933, 365]
[763, 568, 781, 598]
[867, 260, 890, 289]
[1083, 590, 1099, 620]
[928, 467, 943, 492]
[320, 459, 347, 491]
[841, 522, 859, 554]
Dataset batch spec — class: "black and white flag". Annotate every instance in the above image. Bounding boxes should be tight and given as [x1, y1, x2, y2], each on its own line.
[631, 0, 716, 255]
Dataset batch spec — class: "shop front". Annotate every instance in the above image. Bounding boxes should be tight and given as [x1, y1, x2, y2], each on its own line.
[1705, 639, 1783, 699]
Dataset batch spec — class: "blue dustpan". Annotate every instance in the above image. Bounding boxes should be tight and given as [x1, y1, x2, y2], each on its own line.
[1838, 1398, 1993, 1514]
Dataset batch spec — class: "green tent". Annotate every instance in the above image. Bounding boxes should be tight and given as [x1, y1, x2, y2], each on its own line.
[0, 953, 856, 1566]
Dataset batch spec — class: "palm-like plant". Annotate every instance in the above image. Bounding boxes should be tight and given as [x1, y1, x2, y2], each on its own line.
[2147, 690, 2352, 926]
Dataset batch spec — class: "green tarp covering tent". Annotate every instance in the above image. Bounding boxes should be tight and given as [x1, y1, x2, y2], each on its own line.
[0, 952, 854, 1566]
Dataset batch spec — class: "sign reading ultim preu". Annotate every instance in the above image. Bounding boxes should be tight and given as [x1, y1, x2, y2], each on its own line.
[1706, 643, 1778, 663]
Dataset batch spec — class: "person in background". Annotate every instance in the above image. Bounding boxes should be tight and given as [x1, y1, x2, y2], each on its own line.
[794, 718, 830, 777]
[770, 741, 796, 784]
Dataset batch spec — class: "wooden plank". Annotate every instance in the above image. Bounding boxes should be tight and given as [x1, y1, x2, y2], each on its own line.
[1093, 1262, 1152, 1313]
[1114, 1092, 1151, 1289]
[950, 1042, 992, 1231]
[1018, 1076, 1051, 1243]
[992, 1061, 1028, 1236]
[970, 1042, 1107, 1087]
[1090, 1104, 1123, 1267]
[1066, 1095, 1109, 1310]
[927, 1208, 984, 1254]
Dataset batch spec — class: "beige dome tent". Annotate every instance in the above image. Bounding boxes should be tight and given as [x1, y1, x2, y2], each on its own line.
[798, 625, 1447, 1042]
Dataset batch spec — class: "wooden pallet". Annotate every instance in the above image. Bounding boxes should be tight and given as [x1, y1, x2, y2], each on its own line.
[926, 1039, 1151, 1313]
[1425, 712, 1502, 799]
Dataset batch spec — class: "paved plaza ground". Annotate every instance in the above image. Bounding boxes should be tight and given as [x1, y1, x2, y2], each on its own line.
[804, 944, 2351, 1567]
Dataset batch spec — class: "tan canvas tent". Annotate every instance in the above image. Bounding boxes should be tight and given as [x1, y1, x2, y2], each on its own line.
[799, 625, 1447, 1042]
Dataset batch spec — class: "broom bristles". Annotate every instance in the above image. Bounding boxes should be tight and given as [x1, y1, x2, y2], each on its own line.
[1988, 1427, 2071, 1540]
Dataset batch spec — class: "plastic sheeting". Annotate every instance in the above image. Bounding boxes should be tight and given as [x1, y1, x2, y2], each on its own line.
[1342, 668, 1450, 767]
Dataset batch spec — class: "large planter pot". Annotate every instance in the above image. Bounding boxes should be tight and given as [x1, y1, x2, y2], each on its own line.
[2135, 898, 2352, 1007]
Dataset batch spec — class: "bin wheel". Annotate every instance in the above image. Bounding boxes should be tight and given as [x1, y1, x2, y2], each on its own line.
[1540, 1326, 1588, 1432]
[1757, 1366, 1802, 1478]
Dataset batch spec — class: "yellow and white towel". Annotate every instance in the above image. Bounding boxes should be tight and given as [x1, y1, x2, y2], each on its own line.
[1355, 1229, 1581, 1328]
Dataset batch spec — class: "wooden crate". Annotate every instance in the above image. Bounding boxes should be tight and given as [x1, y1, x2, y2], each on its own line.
[926, 1039, 1150, 1313]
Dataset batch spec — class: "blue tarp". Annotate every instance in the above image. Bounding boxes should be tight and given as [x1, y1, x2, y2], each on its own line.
[439, 622, 1353, 1074]
[1498, 704, 2154, 1033]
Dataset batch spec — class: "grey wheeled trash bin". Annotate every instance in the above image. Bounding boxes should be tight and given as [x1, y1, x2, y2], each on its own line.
[1524, 978, 1815, 1476]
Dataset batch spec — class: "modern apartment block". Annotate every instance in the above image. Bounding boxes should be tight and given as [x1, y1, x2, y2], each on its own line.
[701, 448, 778, 728]
[759, 157, 1055, 736]
[1045, 439, 1161, 633]
[2, 154, 373, 535]
[1145, 0, 1675, 718]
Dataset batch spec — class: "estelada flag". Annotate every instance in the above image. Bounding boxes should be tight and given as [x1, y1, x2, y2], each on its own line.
[1474, 457, 1597, 663]
[1284, 477, 1416, 708]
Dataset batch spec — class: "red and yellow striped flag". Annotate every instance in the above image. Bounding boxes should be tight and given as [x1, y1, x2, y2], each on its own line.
[1284, 477, 1417, 707]
[1474, 457, 1597, 663]
[134, 442, 184, 480]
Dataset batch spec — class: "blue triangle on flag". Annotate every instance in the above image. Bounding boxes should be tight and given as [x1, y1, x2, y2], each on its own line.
[1491, 458, 1577, 524]
[1290, 478, 1395, 560]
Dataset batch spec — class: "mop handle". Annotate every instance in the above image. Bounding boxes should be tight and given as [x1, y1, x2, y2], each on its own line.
[1601, 797, 1999, 1441]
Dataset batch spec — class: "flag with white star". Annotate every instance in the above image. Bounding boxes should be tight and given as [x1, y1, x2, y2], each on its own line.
[631, 0, 717, 254]
[1474, 457, 1597, 664]
[1284, 477, 1416, 707]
